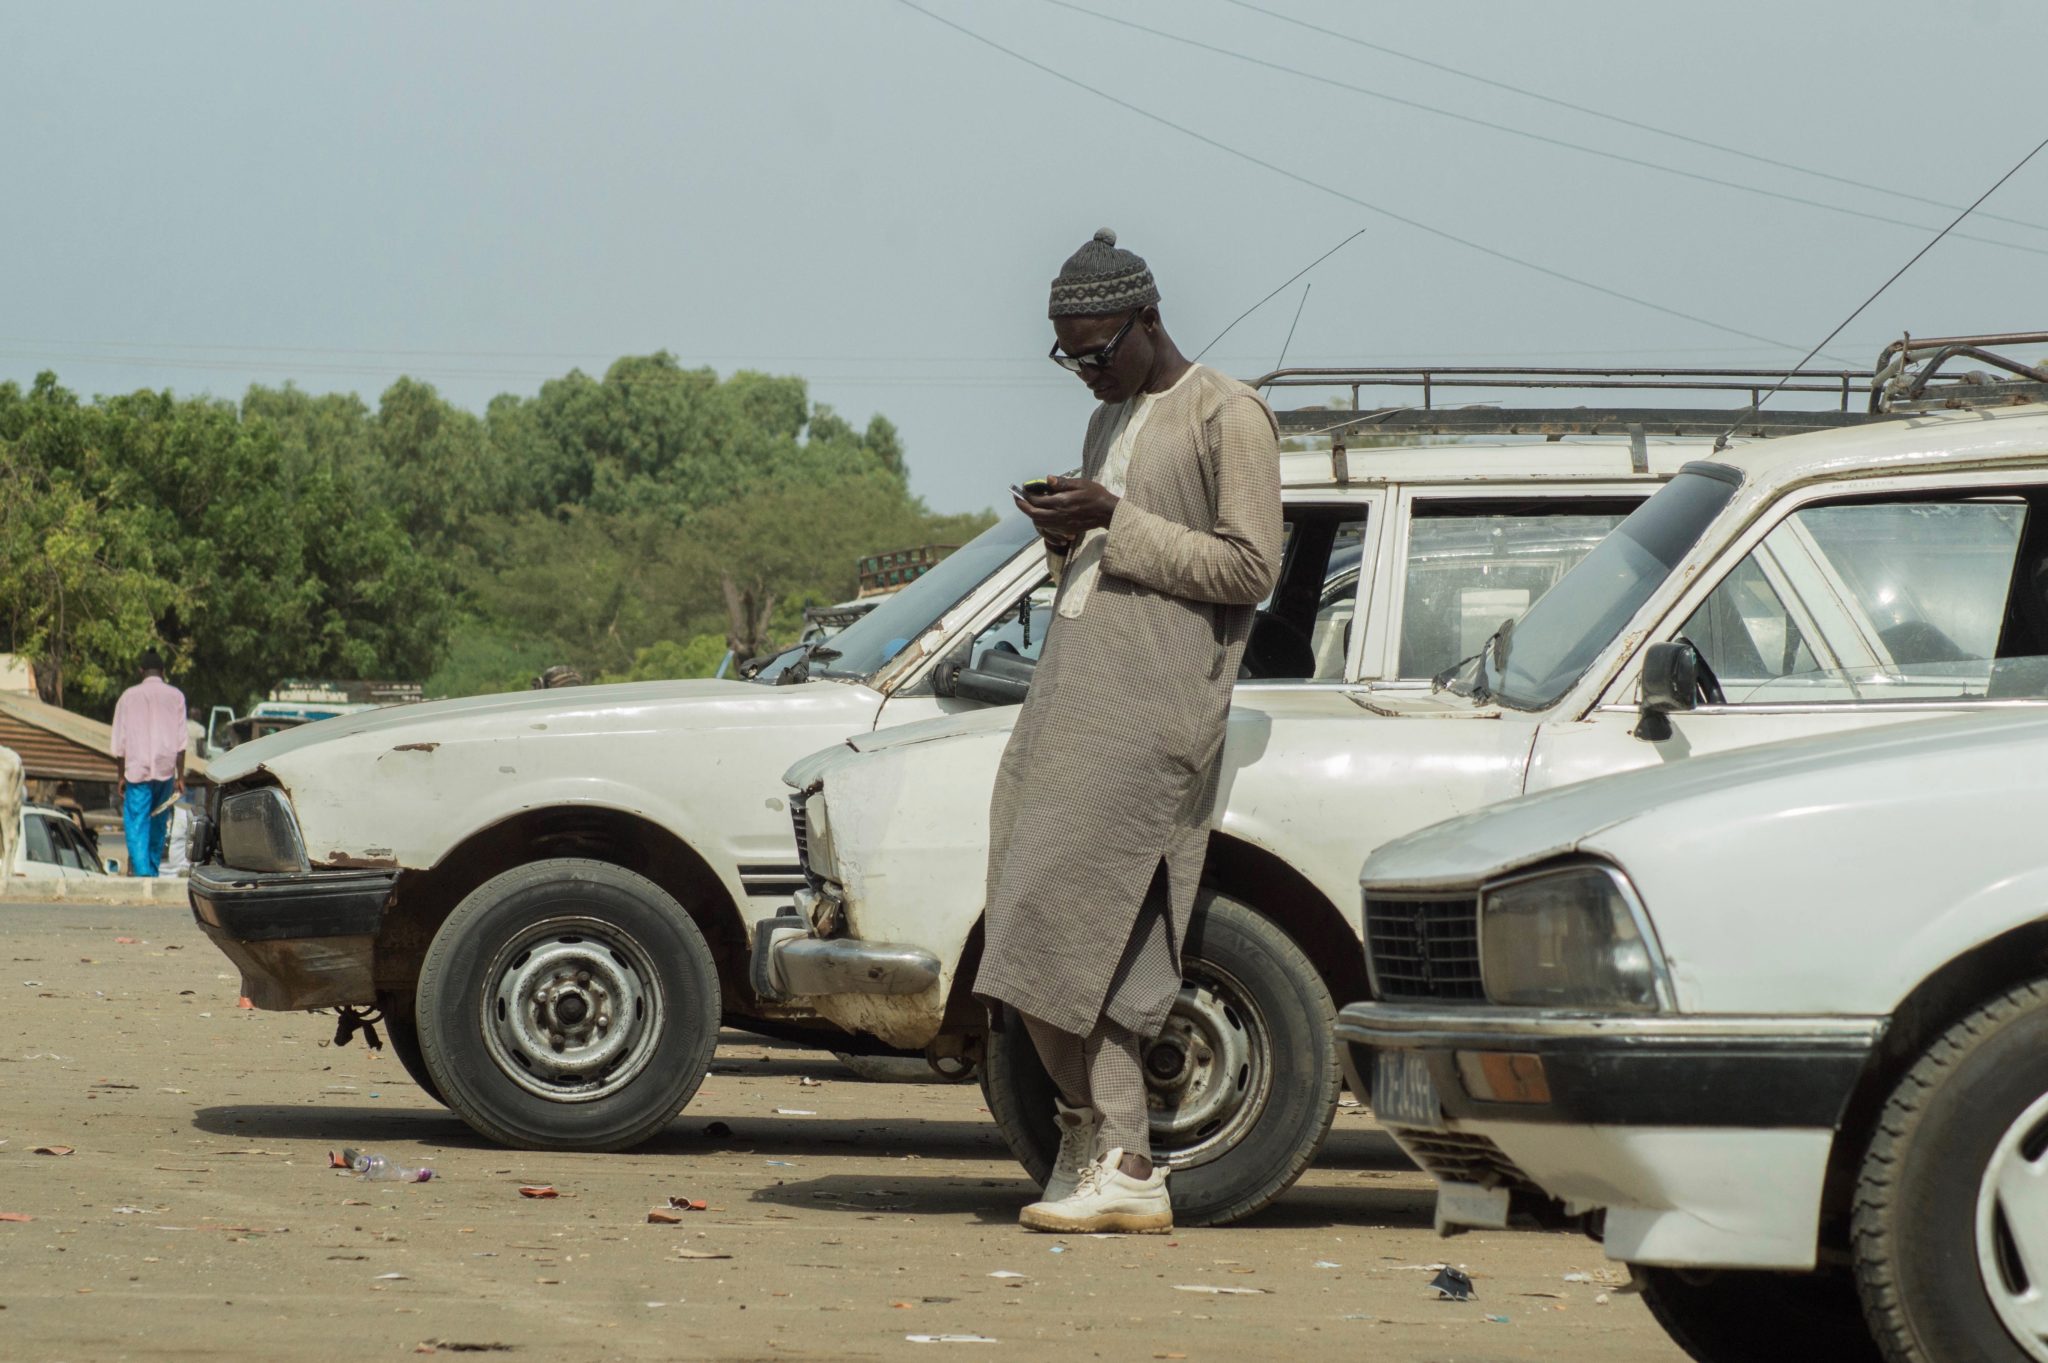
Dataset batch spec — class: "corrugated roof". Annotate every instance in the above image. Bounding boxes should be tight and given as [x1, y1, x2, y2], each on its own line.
[0, 691, 209, 782]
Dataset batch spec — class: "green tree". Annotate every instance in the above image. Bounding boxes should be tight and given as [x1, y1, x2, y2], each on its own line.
[0, 433, 183, 708]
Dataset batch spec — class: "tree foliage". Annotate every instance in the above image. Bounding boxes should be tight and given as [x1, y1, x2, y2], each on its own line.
[0, 355, 990, 714]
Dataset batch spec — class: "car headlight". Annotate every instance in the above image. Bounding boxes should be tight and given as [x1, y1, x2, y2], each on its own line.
[217, 788, 309, 874]
[1480, 863, 1668, 1012]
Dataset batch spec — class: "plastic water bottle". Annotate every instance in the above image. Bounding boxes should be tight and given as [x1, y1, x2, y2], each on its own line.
[351, 1152, 433, 1183]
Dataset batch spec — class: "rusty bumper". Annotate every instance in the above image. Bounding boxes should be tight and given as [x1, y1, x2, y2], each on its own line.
[189, 863, 396, 1010]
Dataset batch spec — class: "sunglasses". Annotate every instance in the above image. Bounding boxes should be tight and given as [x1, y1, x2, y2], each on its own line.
[1049, 310, 1141, 373]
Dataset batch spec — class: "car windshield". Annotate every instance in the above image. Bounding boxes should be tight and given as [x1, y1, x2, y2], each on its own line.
[1477, 467, 1740, 711]
[751, 515, 1040, 684]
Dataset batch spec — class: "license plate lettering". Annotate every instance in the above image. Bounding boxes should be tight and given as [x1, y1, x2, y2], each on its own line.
[1372, 1050, 1446, 1131]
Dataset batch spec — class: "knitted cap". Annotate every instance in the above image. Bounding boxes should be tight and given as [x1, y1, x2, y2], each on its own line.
[1048, 227, 1160, 318]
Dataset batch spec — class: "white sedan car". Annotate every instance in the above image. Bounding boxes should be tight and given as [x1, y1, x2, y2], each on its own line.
[1338, 710, 2048, 1363]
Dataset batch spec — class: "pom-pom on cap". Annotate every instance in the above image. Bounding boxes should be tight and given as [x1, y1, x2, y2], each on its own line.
[1049, 226, 1159, 318]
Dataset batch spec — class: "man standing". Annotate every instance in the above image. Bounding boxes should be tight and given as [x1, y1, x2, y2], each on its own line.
[974, 229, 1283, 1233]
[109, 649, 188, 878]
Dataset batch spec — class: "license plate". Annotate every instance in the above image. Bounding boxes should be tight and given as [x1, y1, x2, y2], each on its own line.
[1436, 1180, 1511, 1233]
[1372, 1050, 1447, 1131]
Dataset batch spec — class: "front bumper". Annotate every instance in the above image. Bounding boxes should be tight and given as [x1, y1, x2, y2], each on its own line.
[1337, 1002, 1885, 1270]
[750, 912, 941, 1001]
[189, 862, 397, 1010]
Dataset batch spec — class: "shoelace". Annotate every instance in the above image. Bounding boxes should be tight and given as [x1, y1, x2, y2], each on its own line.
[1070, 1161, 1109, 1200]
[1055, 1122, 1093, 1174]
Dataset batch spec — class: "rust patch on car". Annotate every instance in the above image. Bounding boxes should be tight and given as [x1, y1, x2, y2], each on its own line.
[390, 742, 440, 753]
[320, 851, 401, 870]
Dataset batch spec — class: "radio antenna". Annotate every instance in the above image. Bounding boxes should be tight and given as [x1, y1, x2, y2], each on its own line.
[1196, 227, 1365, 361]
[1713, 134, 2048, 452]
[1269, 283, 1313, 380]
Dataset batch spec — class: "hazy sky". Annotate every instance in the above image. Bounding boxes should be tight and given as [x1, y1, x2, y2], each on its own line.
[6, 0, 2047, 513]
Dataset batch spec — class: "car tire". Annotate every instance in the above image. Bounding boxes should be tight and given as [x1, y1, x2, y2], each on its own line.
[1853, 978, 2048, 1363]
[1637, 1267, 1881, 1363]
[379, 1003, 445, 1107]
[415, 858, 720, 1151]
[980, 887, 1338, 1227]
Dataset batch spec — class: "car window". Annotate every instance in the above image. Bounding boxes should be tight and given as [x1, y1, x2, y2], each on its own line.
[22, 812, 56, 866]
[1677, 556, 1818, 694]
[52, 816, 90, 870]
[1246, 506, 1369, 682]
[753, 515, 1041, 683]
[1485, 471, 1739, 710]
[53, 819, 97, 871]
[1399, 502, 1638, 680]
[1682, 497, 2038, 704]
[967, 578, 1056, 667]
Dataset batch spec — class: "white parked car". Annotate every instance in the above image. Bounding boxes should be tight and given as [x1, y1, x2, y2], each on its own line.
[16, 802, 110, 881]
[766, 347, 2048, 1226]
[190, 363, 1745, 1153]
[1338, 710, 2048, 1363]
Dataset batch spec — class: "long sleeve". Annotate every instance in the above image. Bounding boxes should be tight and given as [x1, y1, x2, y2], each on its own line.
[1101, 391, 1282, 605]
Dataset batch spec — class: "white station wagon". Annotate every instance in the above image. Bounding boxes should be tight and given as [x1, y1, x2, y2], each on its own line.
[765, 337, 2048, 1226]
[192, 361, 1782, 1153]
[1339, 710, 2048, 1363]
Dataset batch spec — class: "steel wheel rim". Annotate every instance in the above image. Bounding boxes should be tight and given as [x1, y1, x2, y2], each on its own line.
[1975, 1088, 2048, 1361]
[479, 915, 663, 1104]
[1144, 961, 1273, 1169]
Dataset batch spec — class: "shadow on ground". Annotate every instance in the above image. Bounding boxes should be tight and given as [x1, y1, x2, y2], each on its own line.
[745, 1168, 1435, 1231]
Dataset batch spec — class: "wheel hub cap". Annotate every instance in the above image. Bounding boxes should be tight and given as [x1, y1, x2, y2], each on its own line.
[1144, 970, 1270, 1170]
[1976, 1088, 2048, 1361]
[481, 918, 662, 1103]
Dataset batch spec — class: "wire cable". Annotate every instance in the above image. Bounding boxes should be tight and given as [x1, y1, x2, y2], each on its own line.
[1222, 0, 2048, 239]
[894, 0, 1836, 358]
[1192, 227, 1365, 360]
[1712, 133, 2048, 450]
[1041, 0, 2048, 258]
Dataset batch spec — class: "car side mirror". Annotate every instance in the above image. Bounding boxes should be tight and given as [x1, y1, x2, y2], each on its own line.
[953, 648, 1036, 707]
[1633, 641, 1699, 741]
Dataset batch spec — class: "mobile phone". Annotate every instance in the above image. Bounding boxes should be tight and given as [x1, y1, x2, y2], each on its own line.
[1020, 477, 1056, 498]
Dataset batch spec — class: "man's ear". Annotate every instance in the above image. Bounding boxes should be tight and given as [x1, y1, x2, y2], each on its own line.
[1141, 306, 1161, 331]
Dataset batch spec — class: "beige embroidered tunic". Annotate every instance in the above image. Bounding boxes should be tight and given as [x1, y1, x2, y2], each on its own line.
[973, 365, 1284, 1038]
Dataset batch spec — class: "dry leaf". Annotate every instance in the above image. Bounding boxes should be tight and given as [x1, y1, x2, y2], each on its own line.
[673, 1249, 731, 1260]
[32, 1145, 75, 1157]
[0, 1212, 34, 1223]
[518, 1185, 558, 1199]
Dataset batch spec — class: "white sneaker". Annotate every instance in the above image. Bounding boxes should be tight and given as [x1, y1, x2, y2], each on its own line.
[1043, 1098, 1101, 1203]
[1020, 1147, 1172, 1234]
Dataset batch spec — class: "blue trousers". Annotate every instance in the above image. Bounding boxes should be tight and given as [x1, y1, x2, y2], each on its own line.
[123, 779, 176, 878]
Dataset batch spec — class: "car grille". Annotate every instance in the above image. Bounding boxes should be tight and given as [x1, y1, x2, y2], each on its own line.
[1397, 1130, 1539, 1193]
[790, 799, 822, 890]
[1367, 895, 1484, 1002]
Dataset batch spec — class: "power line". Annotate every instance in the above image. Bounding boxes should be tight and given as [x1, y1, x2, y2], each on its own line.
[1039, 0, 2048, 258]
[1222, 0, 2048, 239]
[1193, 226, 1366, 360]
[893, 0, 1842, 359]
[1713, 134, 2048, 450]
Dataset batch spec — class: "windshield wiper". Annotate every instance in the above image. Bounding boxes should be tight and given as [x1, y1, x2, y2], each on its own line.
[776, 642, 843, 686]
[1432, 617, 1514, 702]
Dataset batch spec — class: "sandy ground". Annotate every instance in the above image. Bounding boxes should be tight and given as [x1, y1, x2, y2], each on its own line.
[0, 900, 1686, 1363]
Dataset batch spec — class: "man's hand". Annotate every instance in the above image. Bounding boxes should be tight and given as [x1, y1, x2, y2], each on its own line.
[1014, 475, 1120, 540]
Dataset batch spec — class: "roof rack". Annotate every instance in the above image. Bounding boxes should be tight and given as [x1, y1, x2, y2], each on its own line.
[1251, 331, 2048, 442]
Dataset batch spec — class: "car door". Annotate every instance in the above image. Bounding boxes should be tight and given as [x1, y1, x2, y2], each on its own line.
[1223, 486, 1649, 914]
[1530, 475, 2048, 792]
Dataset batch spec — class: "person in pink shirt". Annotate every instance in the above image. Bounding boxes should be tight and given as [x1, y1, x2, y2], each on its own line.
[109, 649, 188, 877]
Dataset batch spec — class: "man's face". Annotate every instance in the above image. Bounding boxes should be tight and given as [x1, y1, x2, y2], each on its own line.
[1053, 310, 1153, 404]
